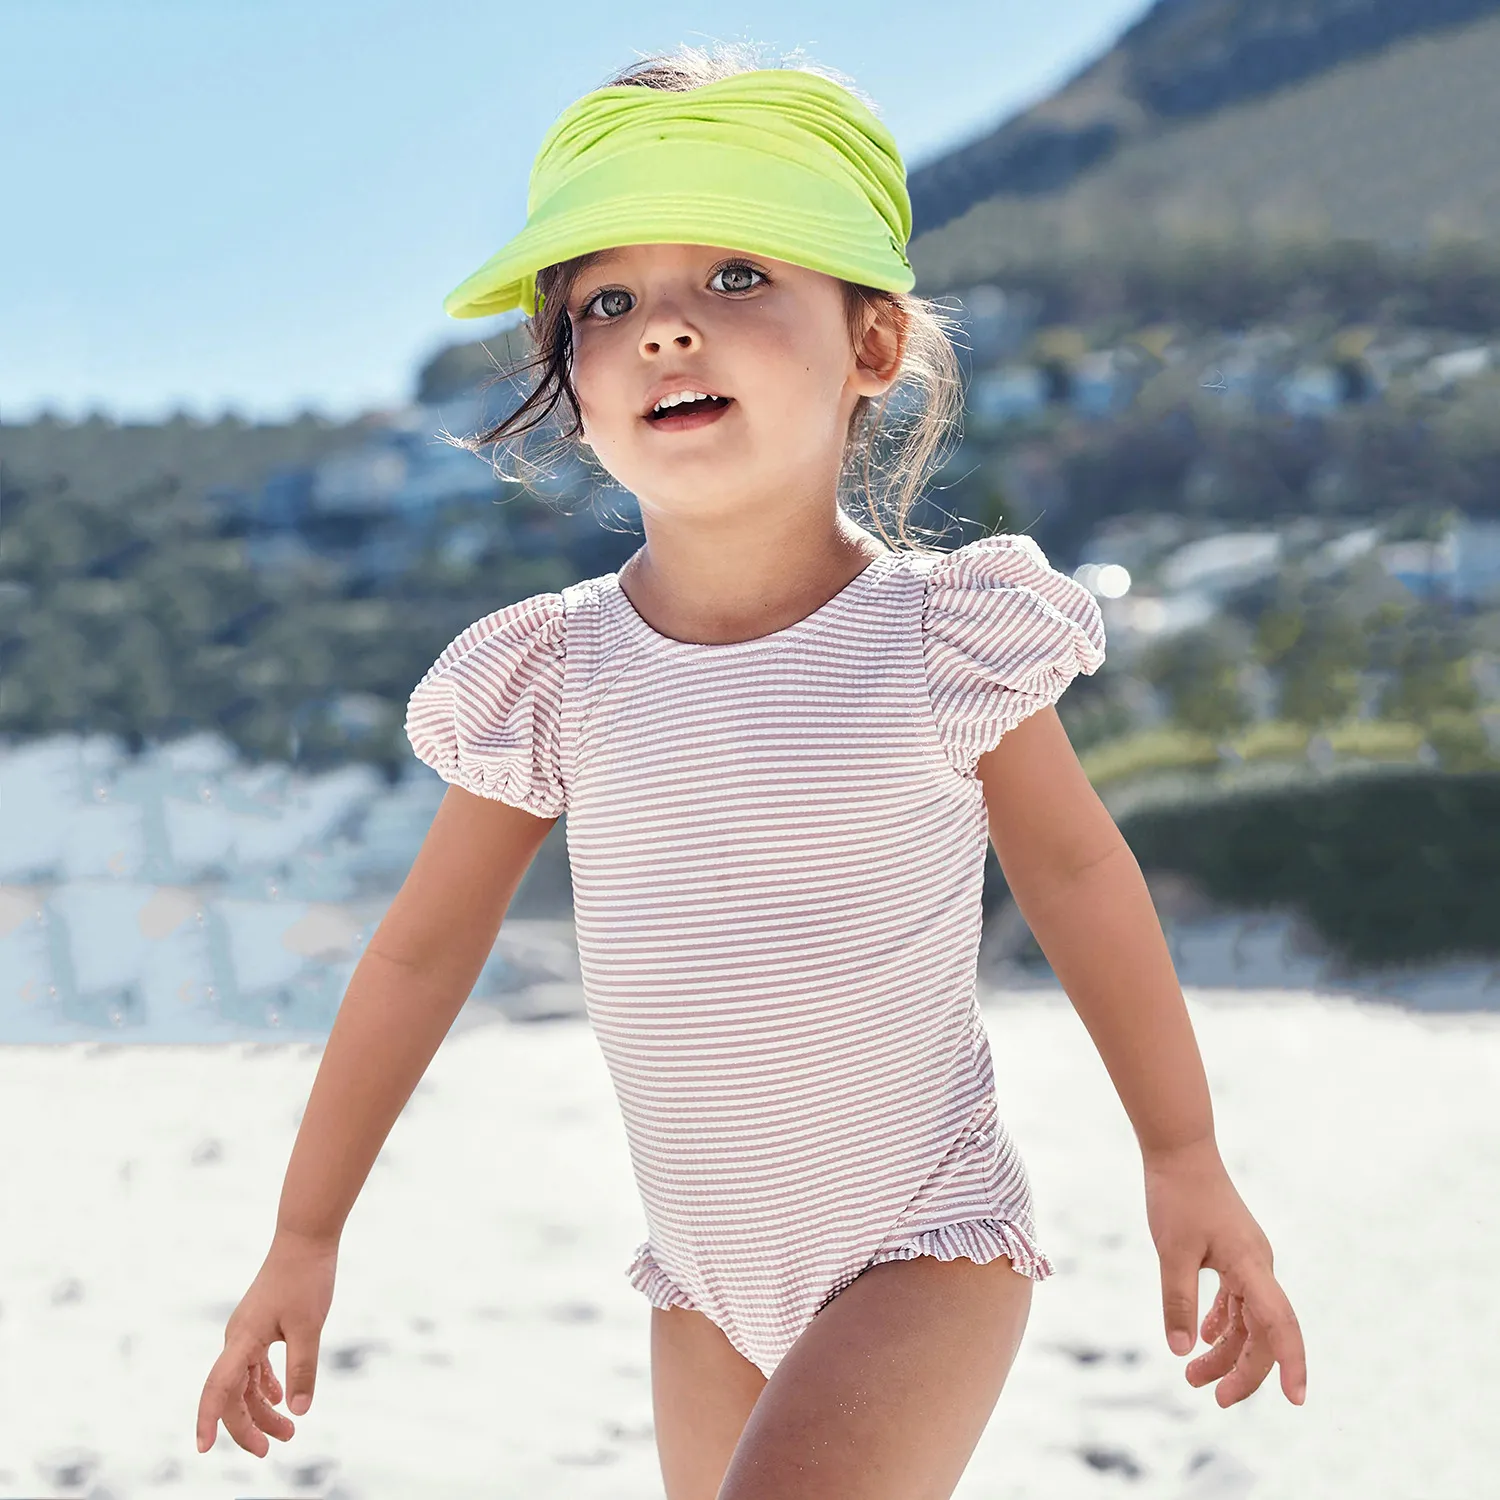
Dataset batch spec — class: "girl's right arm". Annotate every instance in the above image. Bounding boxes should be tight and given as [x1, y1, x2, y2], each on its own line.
[197, 786, 559, 1456]
[275, 785, 558, 1243]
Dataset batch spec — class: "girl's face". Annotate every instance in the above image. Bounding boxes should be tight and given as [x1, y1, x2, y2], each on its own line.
[563, 242, 901, 520]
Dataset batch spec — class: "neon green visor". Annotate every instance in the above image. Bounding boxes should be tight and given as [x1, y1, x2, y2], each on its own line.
[442, 67, 916, 321]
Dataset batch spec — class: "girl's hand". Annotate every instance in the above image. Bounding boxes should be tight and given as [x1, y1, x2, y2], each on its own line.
[195, 1231, 339, 1457]
[1142, 1140, 1307, 1408]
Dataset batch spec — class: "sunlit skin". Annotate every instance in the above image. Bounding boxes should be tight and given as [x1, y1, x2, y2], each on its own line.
[551, 245, 1310, 1468]
[561, 241, 907, 645]
[187, 220, 1307, 1484]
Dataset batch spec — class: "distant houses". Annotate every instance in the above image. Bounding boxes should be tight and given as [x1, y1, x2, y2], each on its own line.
[949, 282, 1497, 430]
[1379, 518, 1500, 604]
[201, 390, 614, 590]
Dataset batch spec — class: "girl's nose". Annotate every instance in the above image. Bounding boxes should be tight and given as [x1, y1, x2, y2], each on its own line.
[639, 299, 700, 354]
[643, 329, 698, 354]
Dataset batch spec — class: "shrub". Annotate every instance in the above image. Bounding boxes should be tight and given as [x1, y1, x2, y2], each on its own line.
[1078, 727, 1221, 785]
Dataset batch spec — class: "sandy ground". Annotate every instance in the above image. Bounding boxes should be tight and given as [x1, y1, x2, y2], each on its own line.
[2, 983, 1497, 1500]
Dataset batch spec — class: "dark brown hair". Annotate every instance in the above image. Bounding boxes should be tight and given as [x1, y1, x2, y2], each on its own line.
[450, 42, 966, 551]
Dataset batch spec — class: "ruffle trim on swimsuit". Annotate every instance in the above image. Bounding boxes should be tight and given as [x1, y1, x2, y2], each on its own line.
[403, 592, 568, 819]
[865, 1215, 1056, 1283]
[625, 1240, 697, 1311]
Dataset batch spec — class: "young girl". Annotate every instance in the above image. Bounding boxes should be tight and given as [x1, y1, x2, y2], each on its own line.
[196, 47, 1307, 1499]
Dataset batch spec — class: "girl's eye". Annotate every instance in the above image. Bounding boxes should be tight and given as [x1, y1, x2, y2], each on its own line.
[584, 288, 634, 321]
[579, 263, 767, 321]
[710, 262, 766, 294]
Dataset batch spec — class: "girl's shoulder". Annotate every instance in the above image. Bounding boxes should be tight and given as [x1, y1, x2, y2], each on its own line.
[908, 534, 1107, 778]
[904, 531, 1082, 597]
[415, 589, 568, 678]
[403, 589, 569, 817]
[910, 532, 1104, 649]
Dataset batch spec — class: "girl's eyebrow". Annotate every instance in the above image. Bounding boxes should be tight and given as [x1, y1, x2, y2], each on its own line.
[575, 248, 624, 276]
[566, 248, 625, 302]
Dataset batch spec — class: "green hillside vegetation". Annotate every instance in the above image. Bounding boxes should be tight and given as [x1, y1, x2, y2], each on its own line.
[910, 11, 1500, 287]
[0, 467, 575, 773]
[932, 353, 1500, 589]
[0, 409, 373, 509]
[1110, 767, 1500, 969]
[916, 234, 1500, 335]
[414, 324, 533, 406]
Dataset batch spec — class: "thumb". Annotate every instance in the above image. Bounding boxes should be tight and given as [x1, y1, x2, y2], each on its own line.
[285, 1333, 321, 1415]
[1159, 1247, 1201, 1356]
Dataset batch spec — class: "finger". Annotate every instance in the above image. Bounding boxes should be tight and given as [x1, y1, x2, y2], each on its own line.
[1215, 1300, 1276, 1407]
[1158, 1244, 1203, 1356]
[1199, 1283, 1231, 1345]
[285, 1327, 322, 1416]
[197, 1348, 255, 1452]
[196, 1380, 222, 1451]
[258, 1355, 282, 1406]
[1242, 1269, 1308, 1404]
[1185, 1292, 1246, 1388]
[246, 1363, 295, 1444]
[221, 1373, 271, 1459]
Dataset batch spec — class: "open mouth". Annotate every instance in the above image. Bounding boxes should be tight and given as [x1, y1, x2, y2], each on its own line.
[645, 394, 733, 428]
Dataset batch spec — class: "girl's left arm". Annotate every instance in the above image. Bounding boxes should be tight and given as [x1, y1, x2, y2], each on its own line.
[976, 706, 1307, 1410]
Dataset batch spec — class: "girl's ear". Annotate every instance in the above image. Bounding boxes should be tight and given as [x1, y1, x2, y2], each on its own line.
[855, 300, 907, 392]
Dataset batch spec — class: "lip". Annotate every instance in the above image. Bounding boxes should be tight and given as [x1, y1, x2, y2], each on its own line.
[641, 396, 734, 433]
[641, 380, 729, 418]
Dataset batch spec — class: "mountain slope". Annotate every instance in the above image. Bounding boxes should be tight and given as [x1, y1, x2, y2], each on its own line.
[909, 7, 1500, 291]
[907, 0, 1500, 235]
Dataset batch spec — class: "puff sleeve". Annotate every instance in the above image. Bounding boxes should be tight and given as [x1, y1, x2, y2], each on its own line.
[404, 592, 567, 818]
[921, 534, 1105, 777]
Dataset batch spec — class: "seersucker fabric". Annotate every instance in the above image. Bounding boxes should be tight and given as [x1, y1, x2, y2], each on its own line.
[404, 533, 1106, 1378]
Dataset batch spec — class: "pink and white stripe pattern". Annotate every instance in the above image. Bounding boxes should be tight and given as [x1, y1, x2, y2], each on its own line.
[405, 533, 1106, 1377]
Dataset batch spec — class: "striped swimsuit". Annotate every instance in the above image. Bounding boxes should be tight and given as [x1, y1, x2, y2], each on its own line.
[405, 533, 1106, 1378]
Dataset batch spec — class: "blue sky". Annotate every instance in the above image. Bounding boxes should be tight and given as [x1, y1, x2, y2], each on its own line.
[1, 0, 1150, 423]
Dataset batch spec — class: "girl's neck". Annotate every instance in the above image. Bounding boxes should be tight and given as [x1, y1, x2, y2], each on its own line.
[618, 519, 891, 649]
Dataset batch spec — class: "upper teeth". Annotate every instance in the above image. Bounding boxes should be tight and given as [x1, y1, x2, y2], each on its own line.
[653, 390, 716, 413]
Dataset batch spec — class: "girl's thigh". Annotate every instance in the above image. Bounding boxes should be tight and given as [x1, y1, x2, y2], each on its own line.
[651, 1305, 768, 1500]
[717, 1253, 1033, 1500]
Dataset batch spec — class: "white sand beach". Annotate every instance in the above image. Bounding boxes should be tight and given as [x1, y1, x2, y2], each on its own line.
[3, 982, 1497, 1500]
